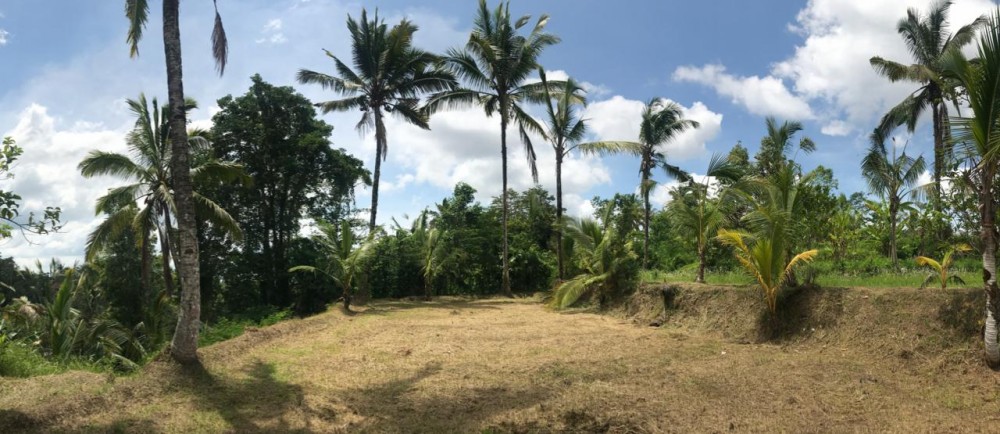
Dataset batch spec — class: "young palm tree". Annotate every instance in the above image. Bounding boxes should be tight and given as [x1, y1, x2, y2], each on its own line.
[551, 216, 639, 309]
[860, 135, 928, 269]
[79, 95, 243, 300]
[297, 10, 456, 232]
[124, 0, 229, 363]
[941, 8, 1000, 368]
[717, 229, 818, 317]
[870, 0, 984, 201]
[537, 69, 641, 280]
[755, 117, 816, 177]
[426, 0, 560, 296]
[666, 154, 742, 283]
[290, 220, 375, 311]
[916, 243, 972, 289]
[637, 98, 698, 269]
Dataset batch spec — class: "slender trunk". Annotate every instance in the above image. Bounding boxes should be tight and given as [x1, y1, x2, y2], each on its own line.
[141, 220, 152, 299]
[642, 158, 652, 270]
[159, 207, 175, 298]
[342, 285, 352, 312]
[370, 108, 386, 233]
[556, 150, 564, 280]
[889, 199, 898, 270]
[696, 245, 706, 284]
[500, 113, 512, 297]
[163, 0, 202, 364]
[980, 175, 1000, 368]
[931, 102, 944, 202]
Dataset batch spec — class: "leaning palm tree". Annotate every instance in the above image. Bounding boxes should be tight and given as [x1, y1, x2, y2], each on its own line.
[860, 135, 928, 269]
[870, 0, 984, 201]
[940, 8, 1000, 368]
[297, 10, 456, 232]
[537, 69, 641, 279]
[79, 95, 243, 301]
[290, 220, 375, 311]
[637, 98, 698, 269]
[425, 0, 561, 296]
[124, 0, 229, 363]
[666, 154, 742, 283]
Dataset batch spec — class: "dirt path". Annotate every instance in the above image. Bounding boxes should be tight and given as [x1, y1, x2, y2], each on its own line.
[3, 297, 1000, 433]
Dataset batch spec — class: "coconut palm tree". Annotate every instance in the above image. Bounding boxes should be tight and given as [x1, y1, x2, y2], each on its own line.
[637, 98, 698, 269]
[80, 95, 243, 301]
[425, 0, 561, 296]
[860, 135, 928, 269]
[666, 154, 742, 283]
[551, 216, 639, 309]
[289, 220, 375, 311]
[537, 69, 642, 279]
[940, 8, 1000, 368]
[870, 0, 984, 202]
[297, 10, 456, 233]
[755, 117, 816, 177]
[124, 0, 229, 363]
[916, 243, 972, 289]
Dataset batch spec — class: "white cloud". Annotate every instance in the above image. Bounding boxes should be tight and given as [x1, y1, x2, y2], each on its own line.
[772, 0, 993, 129]
[0, 29, 8, 46]
[584, 96, 722, 161]
[256, 18, 288, 45]
[821, 119, 852, 136]
[1, 105, 130, 265]
[673, 64, 815, 120]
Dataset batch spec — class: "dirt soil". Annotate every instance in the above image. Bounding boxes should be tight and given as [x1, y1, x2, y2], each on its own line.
[3, 284, 1000, 433]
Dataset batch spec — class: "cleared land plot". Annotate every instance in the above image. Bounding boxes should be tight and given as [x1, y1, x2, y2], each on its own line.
[3, 287, 1000, 433]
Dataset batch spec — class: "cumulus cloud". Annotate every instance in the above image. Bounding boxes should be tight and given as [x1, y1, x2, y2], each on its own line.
[584, 96, 723, 161]
[673, 64, 815, 121]
[256, 18, 288, 45]
[0, 29, 8, 46]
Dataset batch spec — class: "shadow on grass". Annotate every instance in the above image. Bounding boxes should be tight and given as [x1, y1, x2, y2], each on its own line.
[939, 289, 984, 338]
[339, 361, 554, 433]
[756, 285, 846, 342]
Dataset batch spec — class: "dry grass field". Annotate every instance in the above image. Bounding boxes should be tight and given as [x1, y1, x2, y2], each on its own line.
[3, 284, 1000, 433]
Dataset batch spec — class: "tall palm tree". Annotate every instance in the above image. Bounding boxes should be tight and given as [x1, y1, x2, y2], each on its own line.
[297, 10, 456, 232]
[637, 98, 698, 269]
[755, 117, 815, 177]
[860, 135, 927, 269]
[941, 8, 1000, 368]
[124, 0, 229, 363]
[80, 95, 244, 301]
[870, 0, 984, 202]
[666, 154, 742, 283]
[537, 69, 641, 280]
[425, 0, 561, 296]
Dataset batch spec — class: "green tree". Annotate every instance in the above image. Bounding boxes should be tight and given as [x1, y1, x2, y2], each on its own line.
[78, 95, 244, 299]
[124, 0, 229, 364]
[860, 136, 927, 269]
[754, 117, 815, 177]
[666, 154, 742, 283]
[297, 9, 456, 232]
[870, 0, 983, 202]
[940, 9, 1000, 367]
[426, 0, 560, 296]
[290, 220, 375, 311]
[636, 99, 698, 269]
[208, 76, 369, 310]
[0, 137, 62, 239]
[551, 216, 639, 309]
[537, 69, 641, 279]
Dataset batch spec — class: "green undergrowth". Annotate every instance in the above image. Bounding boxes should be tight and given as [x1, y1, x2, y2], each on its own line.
[199, 308, 293, 347]
[645, 266, 981, 289]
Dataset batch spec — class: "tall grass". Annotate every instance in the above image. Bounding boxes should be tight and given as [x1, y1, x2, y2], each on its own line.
[644, 267, 980, 289]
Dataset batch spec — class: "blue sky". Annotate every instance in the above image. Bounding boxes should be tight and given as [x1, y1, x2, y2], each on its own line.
[0, 0, 995, 264]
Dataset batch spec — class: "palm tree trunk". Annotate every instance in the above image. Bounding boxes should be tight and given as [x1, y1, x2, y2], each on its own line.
[889, 200, 899, 270]
[932, 102, 945, 208]
[163, 0, 202, 365]
[159, 207, 174, 298]
[556, 150, 564, 280]
[696, 245, 706, 284]
[642, 163, 652, 270]
[500, 114, 512, 297]
[980, 178, 1000, 368]
[370, 108, 386, 233]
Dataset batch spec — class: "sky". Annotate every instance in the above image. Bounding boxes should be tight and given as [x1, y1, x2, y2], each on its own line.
[0, 0, 996, 265]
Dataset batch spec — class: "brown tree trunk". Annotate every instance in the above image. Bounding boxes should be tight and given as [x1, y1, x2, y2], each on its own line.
[500, 113, 512, 297]
[932, 102, 944, 205]
[696, 246, 706, 284]
[163, 0, 202, 365]
[556, 150, 564, 280]
[889, 199, 899, 270]
[159, 207, 174, 298]
[370, 108, 386, 233]
[642, 158, 652, 270]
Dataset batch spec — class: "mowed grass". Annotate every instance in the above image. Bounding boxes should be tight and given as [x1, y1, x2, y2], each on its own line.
[2, 294, 999, 433]
[646, 268, 982, 289]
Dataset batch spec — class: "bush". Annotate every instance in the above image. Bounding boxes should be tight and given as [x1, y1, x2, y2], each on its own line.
[0, 342, 62, 377]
